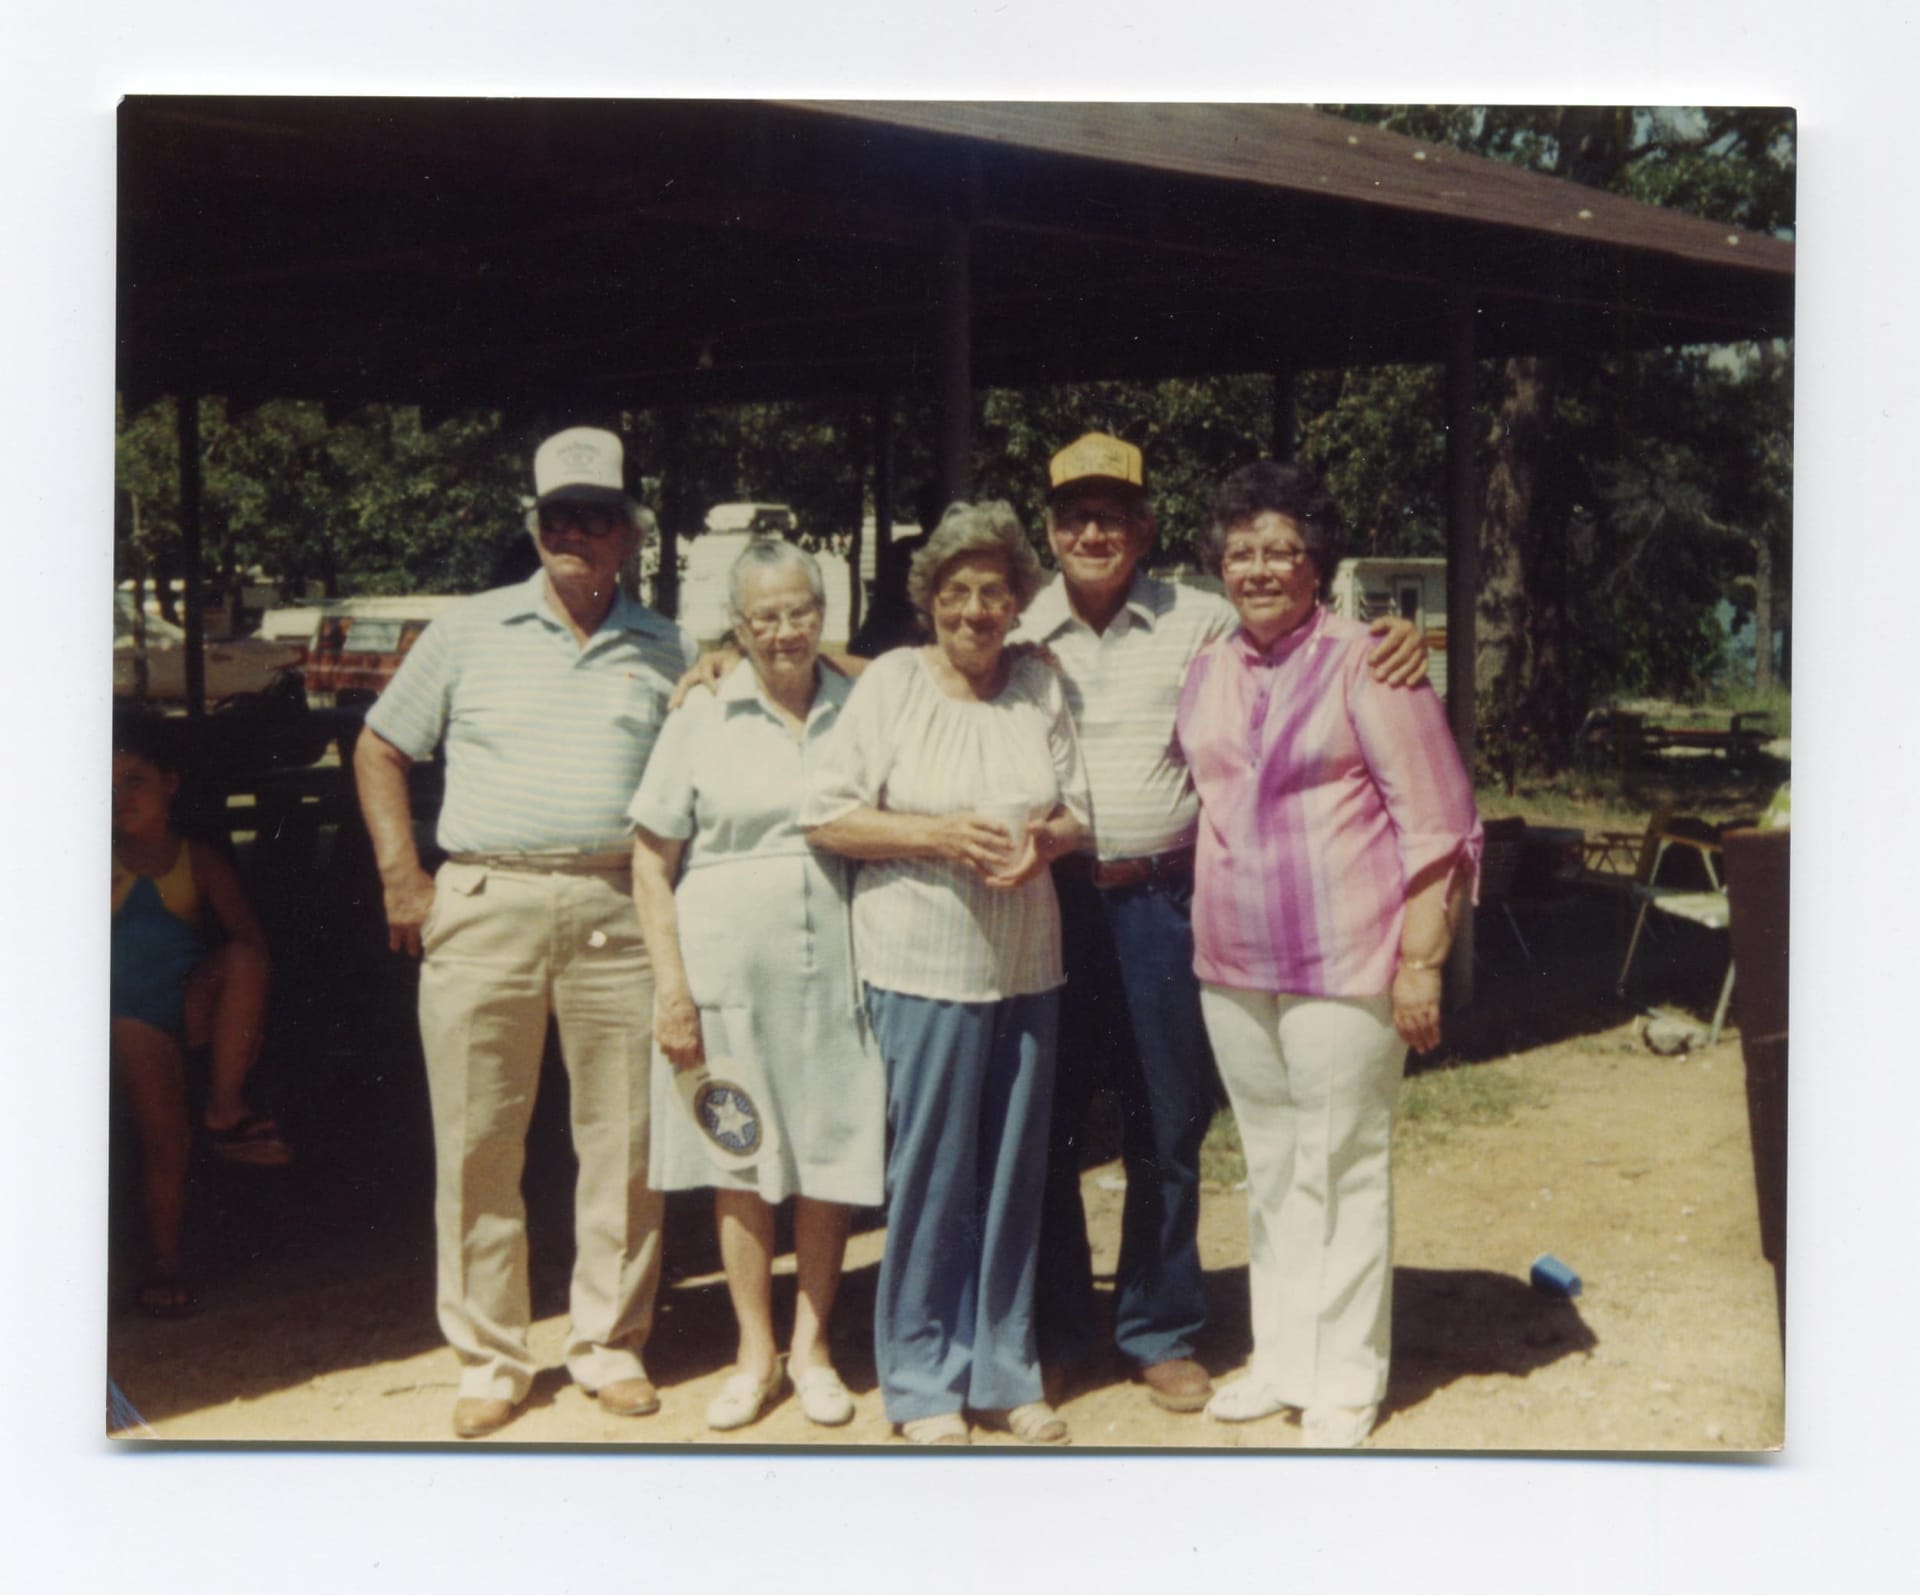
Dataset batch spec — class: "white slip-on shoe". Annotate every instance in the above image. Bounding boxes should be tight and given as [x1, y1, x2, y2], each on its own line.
[793, 1365, 855, 1427]
[706, 1359, 789, 1432]
[1204, 1375, 1293, 1424]
[1301, 1403, 1378, 1448]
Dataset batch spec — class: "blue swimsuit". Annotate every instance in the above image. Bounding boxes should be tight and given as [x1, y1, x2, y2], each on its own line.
[111, 843, 207, 1037]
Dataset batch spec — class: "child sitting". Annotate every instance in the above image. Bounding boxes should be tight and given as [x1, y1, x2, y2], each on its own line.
[111, 715, 290, 1317]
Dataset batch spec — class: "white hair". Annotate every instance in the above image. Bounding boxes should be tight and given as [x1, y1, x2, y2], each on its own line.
[727, 537, 826, 622]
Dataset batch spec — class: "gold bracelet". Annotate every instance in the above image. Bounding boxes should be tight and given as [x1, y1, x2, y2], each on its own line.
[1400, 954, 1446, 972]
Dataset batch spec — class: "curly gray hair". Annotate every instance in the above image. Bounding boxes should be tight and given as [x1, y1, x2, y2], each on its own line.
[727, 536, 826, 622]
[907, 500, 1046, 617]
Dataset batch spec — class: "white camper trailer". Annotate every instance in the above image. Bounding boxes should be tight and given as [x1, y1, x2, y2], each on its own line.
[1328, 557, 1449, 697]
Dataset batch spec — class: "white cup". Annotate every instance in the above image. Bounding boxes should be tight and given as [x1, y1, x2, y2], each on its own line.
[977, 798, 1032, 871]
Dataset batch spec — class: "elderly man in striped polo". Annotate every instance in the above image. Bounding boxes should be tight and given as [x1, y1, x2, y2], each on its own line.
[1023, 432, 1426, 1413]
[354, 427, 699, 1440]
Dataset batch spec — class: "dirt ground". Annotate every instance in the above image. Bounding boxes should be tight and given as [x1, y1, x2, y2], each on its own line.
[105, 1010, 1783, 1452]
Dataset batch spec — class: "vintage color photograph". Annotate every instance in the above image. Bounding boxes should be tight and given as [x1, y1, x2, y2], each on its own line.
[107, 98, 1791, 1451]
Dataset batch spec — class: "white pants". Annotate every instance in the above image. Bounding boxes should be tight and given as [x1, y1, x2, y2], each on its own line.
[1198, 985, 1406, 1409]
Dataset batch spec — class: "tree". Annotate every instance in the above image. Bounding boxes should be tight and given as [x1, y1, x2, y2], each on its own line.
[1329, 105, 1795, 775]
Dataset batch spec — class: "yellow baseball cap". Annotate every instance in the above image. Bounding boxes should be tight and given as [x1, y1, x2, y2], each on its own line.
[1047, 432, 1148, 501]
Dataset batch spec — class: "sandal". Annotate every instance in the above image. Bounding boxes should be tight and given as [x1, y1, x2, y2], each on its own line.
[979, 1402, 1068, 1445]
[899, 1412, 969, 1445]
[204, 1112, 293, 1167]
[135, 1263, 197, 1319]
[793, 1364, 855, 1427]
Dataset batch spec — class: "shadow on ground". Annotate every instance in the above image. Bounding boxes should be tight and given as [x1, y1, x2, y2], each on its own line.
[1189, 1260, 1594, 1419]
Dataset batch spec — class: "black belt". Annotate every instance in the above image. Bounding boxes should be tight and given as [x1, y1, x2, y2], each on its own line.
[1054, 847, 1194, 891]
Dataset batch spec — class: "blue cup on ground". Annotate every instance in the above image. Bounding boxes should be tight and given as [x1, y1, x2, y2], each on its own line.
[1530, 1253, 1582, 1297]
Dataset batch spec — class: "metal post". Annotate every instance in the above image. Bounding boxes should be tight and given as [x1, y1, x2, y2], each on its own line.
[863, 392, 896, 634]
[177, 394, 207, 717]
[935, 217, 972, 510]
[1443, 289, 1479, 1005]
[655, 405, 686, 621]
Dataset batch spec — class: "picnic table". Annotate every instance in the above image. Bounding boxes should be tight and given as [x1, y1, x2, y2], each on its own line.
[1579, 708, 1775, 768]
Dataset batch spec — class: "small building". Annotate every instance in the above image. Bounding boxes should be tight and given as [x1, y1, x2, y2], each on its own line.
[1328, 557, 1449, 697]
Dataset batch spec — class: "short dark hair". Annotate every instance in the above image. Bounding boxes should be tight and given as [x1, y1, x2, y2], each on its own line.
[111, 711, 181, 774]
[1199, 461, 1344, 600]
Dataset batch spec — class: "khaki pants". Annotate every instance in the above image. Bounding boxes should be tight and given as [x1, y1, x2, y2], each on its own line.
[419, 859, 661, 1403]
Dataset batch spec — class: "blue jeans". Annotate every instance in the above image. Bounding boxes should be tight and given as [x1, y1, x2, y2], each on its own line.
[867, 986, 1059, 1423]
[1037, 869, 1214, 1370]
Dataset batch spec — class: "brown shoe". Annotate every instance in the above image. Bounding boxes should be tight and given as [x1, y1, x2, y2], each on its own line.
[452, 1396, 517, 1438]
[1138, 1357, 1212, 1413]
[590, 1376, 662, 1417]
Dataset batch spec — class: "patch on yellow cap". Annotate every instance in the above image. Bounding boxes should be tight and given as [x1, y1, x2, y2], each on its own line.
[1047, 432, 1147, 497]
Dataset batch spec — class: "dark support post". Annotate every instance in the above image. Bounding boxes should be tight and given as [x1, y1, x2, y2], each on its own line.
[1443, 290, 1479, 1005]
[864, 392, 896, 633]
[1271, 369, 1298, 462]
[935, 217, 973, 510]
[655, 405, 687, 621]
[177, 394, 207, 717]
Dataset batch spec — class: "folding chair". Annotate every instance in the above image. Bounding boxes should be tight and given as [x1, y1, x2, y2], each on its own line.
[1476, 815, 1534, 963]
[1615, 818, 1735, 1044]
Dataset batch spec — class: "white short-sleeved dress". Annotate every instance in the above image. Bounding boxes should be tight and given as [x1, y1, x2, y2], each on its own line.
[628, 660, 885, 1206]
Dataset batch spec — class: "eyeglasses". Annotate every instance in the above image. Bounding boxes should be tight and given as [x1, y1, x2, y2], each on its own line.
[1220, 545, 1312, 574]
[741, 602, 823, 634]
[933, 580, 1016, 613]
[1052, 505, 1142, 539]
[539, 505, 626, 539]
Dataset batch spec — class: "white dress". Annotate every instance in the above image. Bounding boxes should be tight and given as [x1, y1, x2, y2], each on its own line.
[800, 647, 1092, 1002]
[628, 661, 884, 1205]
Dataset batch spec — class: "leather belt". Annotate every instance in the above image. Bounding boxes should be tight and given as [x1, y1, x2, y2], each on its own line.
[446, 850, 632, 874]
[1054, 846, 1194, 891]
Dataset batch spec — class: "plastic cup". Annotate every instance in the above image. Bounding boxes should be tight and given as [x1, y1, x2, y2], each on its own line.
[1529, 1253, 1583, 1297]
[977, 798, 1032, 871]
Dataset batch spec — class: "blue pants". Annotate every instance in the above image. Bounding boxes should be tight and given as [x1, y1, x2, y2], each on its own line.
[1037, 870, 1214, 1369]
[866, 985, 1059, 1423]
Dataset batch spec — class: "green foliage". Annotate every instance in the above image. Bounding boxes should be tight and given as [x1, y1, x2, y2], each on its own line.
[975, 376, 1274, 562]
[115, 398, 528, 604]
[1199, 1062, 1550, 1178]
[1199, 1108, 1247, 1188]
[1394, 1061, 1549, 1151]
[1324, 105, 1795, 769]
[1296, 364, 1447, 558]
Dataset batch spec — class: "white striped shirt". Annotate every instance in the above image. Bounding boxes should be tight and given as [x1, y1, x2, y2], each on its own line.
[1014, 572, 1236, 861]
[800, 647, 1092, 1002]
[365, 571, 698, 854]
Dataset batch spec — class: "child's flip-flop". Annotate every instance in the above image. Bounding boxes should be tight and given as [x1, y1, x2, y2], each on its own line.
[204, 1112, 293, 1166]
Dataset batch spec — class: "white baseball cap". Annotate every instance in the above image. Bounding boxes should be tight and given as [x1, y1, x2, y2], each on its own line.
[533, 426, 626, 508]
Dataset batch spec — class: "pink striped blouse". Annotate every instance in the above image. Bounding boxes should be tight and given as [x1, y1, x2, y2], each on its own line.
[1175, 606, 1482, 997]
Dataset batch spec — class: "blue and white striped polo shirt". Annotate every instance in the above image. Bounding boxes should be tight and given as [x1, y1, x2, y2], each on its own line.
[366, 571, 699, 854]
[1014, 570, 1236, 861]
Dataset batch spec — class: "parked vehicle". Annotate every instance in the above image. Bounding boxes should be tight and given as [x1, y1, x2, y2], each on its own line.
[279, 595, 461, 707]
[113, 592, 306, 704]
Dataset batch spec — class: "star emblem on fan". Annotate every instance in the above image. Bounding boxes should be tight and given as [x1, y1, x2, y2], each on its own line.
[696, 1080, 761, 1153]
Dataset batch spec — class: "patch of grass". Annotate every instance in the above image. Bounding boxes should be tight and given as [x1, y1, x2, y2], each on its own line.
[1396, 1062, 1549, 1151]
[1200, 1108, 1247, 1187]
[1199, 1060, 1551, 1182]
